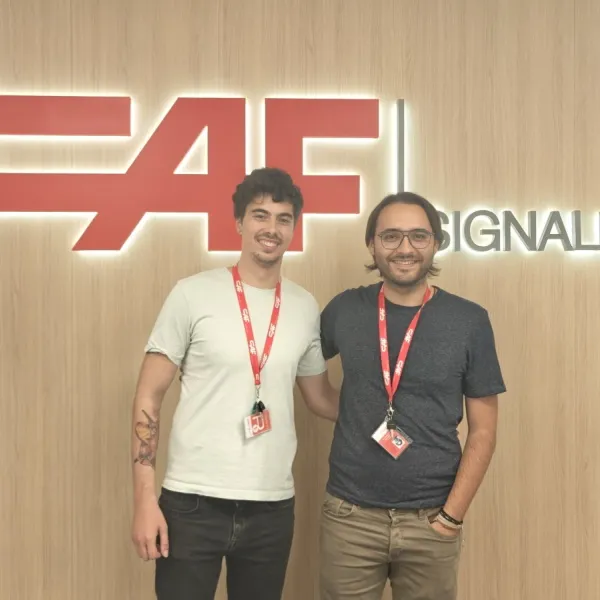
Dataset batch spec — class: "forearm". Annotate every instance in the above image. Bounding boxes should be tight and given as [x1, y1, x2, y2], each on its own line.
[313, 387, 339, 421]
[442, 429, 496, 522]
[296, 372, 340, 422]
[307, 380, 339, 421]
[131, 395, 163, 502]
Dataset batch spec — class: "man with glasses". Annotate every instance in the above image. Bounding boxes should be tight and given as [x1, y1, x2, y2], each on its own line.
[318, 192, 506, 600]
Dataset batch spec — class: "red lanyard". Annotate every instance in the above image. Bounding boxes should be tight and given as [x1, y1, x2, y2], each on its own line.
[378, 284, 432, 413]
[232, 265, 282, 397]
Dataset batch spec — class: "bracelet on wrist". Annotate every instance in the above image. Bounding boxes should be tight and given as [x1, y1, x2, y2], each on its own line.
[439, 508, 463, 526]
[435, 514, 462, 531]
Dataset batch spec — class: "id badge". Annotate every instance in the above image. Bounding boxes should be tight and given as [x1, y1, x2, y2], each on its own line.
[244, 409, 272, 439]
[372, 420, 412, 459]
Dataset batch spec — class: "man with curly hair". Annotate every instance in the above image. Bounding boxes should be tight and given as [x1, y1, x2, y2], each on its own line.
[130, 167, 338, 600]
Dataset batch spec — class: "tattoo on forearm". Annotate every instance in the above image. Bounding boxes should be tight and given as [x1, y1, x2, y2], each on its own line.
[134, 410, 159, 468]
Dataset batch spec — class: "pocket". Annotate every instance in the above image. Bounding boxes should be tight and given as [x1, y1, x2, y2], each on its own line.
[420, 507, 461, 542]
[322, 492, 359, 519]
[158, 488, 200, 515]
[260, 496, 296, 520]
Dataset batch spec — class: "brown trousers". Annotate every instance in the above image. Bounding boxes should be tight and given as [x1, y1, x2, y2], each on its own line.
[319, 492, 463, 600]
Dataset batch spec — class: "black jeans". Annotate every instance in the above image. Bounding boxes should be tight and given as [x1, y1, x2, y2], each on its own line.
[155, 487, 295, 600]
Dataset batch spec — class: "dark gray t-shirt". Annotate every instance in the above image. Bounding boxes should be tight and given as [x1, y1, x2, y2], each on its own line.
[320, 283, 506, 509]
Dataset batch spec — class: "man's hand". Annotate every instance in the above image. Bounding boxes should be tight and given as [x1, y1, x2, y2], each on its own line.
[430, 519, 460, 538]
[131, 495, 169, 560]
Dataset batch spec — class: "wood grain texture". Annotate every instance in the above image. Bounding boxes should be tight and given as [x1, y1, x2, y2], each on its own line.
[1, 0, 598, 598]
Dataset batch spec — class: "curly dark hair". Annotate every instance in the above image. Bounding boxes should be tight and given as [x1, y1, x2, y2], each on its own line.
[232, 168, 303, 221]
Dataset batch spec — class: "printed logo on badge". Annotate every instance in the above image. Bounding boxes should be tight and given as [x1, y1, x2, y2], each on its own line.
[244, 410, 272, 439]
[372, 421, 413, 459]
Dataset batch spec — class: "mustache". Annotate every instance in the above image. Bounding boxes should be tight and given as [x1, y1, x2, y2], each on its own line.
[388, 253, 420, 261]
[256, 234, 282, 244]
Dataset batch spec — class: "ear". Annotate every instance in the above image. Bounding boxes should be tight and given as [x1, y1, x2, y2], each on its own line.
[236, 218, 243, 235]
[368, 239, 375, 259]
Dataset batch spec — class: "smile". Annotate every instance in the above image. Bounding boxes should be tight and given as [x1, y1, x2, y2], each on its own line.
[391, 259, 418, 266]
[258, 239, 279, 249]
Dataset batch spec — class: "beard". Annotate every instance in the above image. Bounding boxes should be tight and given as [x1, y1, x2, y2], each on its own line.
[251, 251, 281, 268]
[251, 233, 284, 268]
[374, 251, 432, 288]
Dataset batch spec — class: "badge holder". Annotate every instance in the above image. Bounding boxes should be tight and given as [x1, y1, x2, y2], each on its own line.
[243, 389, 272, 439]
[372, 407, 412, 459]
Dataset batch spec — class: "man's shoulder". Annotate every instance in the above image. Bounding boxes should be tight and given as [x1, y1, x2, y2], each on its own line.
[324, 282, 381, 312]
[175, 268, 229, 292]
[160, 269, 231, 309]
[281, 279, 325, 325]
[281, 277, 319, 305]
[434, 288, 490, 320]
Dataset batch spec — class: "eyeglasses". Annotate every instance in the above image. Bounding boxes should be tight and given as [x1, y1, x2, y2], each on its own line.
[377, 229, 434, 250]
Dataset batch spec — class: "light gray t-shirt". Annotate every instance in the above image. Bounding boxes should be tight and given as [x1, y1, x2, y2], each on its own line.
[320, 283, 506, 509]
[145, 267, 326, 501]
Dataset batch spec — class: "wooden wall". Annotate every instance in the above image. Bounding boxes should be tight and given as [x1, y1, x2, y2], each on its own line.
[1, 0, 598, 599]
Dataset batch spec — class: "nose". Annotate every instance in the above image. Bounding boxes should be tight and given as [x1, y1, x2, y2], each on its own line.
[266, 217, 278, 232]
[260, 216, 279, 236]
[398, 234, 413, 252]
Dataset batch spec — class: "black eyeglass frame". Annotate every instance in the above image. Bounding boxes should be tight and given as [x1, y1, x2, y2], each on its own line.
[376, 229, 435, 250]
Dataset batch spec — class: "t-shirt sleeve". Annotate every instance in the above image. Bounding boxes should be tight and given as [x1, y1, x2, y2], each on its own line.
[144, 281, 191, 367]
[296, 298, 327, 377]
[463, 309, 507, 398]
[320, 293, 342, 360]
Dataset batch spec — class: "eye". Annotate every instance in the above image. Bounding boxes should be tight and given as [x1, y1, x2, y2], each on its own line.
[382, 233, 401, 244]
[411, 232, 429, 241]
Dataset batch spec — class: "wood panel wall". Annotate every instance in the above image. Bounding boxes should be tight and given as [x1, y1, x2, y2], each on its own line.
[1, 1, 598, 599]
